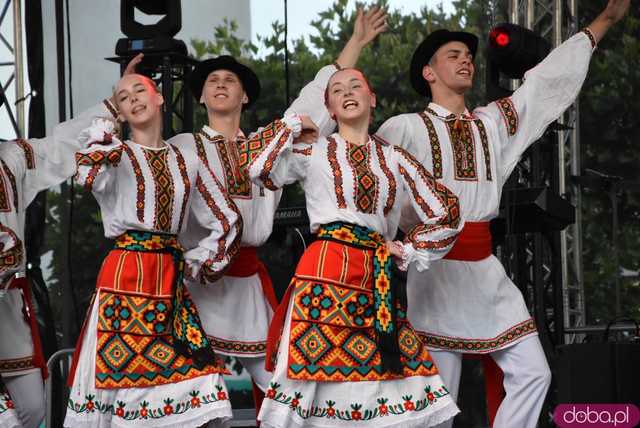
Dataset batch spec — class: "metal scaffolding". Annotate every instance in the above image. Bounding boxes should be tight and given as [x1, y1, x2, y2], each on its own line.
[0, 0, 26, 140]
[507, 0, 585, 345]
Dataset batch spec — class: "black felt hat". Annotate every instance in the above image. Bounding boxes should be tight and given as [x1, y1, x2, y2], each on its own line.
[189, 55, 260, 110]
[410, 29, 479, 97]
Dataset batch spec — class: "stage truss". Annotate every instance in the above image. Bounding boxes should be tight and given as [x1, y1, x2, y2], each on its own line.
[0, 0, 25, 141]
[507, 0, 585, 346]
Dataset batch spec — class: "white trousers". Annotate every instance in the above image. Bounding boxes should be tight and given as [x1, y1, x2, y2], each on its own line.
[4, 371, 44, 428]
[237, 356, 271, 392]
[431, 335, 551, 428]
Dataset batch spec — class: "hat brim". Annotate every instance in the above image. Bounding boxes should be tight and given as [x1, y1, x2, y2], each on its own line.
[189, 56, 261, 110]
[410, 30, 478, 97]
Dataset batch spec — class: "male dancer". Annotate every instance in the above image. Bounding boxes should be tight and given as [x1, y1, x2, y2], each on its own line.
[376, 1, 630, 426]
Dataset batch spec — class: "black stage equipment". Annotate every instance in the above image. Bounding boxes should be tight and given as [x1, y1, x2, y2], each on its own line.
[110, 0, 194, 139]
[556, 318, 640, 403]
[486, 23, 550, 102]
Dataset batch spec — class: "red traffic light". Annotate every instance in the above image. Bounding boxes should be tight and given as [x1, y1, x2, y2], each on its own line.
[490, 28, 511, 47]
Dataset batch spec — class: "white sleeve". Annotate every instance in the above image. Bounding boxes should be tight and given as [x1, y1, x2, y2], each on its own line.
[476, 31, 594, 180]
[284, 64, 338, 138]
[376, 114, 415, 150]
[22, 100, 119, 204]
[393, 147, 461, 272]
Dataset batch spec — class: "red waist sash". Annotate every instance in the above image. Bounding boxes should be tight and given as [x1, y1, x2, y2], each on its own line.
[226, 247, 278, 311]
[444, 221, 492, 261]
[5, 276, 47, 379]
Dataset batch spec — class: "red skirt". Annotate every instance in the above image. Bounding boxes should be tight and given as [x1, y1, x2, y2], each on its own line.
[68, 248, 227, 390]
[267, 240, 438, 382]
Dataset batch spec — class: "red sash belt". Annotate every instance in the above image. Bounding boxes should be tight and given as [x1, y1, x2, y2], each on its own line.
[6, 276, 48, 379]
[227, 247, 278, 311]
[444, 221, 492, 261]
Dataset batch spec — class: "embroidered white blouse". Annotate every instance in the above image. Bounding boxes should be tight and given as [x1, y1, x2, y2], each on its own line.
[248, 121, 461, 271]
[377, 31, 595, 225]
[74, 119, 241, 281]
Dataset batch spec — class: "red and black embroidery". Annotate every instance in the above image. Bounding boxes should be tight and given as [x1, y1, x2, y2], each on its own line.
[0, 224, 23, 274]
[0, 161, 18, 211]
[196, 174, 231, 263]
[346, 142, 378, 214]
[474, 119, 492, 181]
[75, 146, 123, 191]
[103, 98, 119, 119]
[406, 224, 458, 250]
[122, 144, 145, 223]
[326, 137, 346, 208]
[417, 319, 537, 353]
[394, 146, 461, 230]
[445, 120, 478, 181]
[143, 148, 175, 232]
[241, 120, 285, 169]
[15, 139, 35, 170]
[171, 145, 191, 231]
[419, 111, 443, 178]
[292, 146, 312, 156]
[581, 27, 597, 49]
[193, 133, 213, 169]
[213, 135, 251, 199]
[0, 161, 17, 212]
[373, 141, 395, 216]
[0, 167, 12, 213]
[258, 127, 292, 192]
[495, 97, 518, 136]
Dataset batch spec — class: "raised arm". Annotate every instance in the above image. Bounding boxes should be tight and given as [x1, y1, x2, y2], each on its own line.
[393, 146, 461, 272]
[479, 0, 630, 181]
[285, 6, 387, 137]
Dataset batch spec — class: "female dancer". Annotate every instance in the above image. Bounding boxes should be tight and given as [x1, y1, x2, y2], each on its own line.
[65, 72, 242, 427]
[249, 67, 462, 427]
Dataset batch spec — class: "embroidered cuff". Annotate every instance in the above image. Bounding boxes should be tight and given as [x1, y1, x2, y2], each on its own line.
[581, 27, 597, 50]
[103, 98, 119, 119]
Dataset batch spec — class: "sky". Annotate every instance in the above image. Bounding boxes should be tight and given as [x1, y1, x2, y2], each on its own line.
[251, 0, 455, 52]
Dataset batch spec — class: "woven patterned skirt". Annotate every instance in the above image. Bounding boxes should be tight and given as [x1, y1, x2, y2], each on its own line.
[65, 244, 232, 428]
[259, 239, 459, 427]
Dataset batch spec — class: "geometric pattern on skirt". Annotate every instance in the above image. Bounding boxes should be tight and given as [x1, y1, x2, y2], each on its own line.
[93, 248, 227, 389]
[286, 240, 438, 382]
[416, 318, 537, 353]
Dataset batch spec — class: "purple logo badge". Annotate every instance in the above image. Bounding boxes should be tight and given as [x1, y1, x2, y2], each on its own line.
[554, 404, 640, 427]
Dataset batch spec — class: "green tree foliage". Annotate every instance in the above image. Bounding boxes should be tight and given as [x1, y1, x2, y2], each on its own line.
[578, 3, 640, 323]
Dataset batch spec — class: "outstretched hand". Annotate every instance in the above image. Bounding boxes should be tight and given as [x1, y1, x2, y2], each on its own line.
[123, 53, 144, 76]
[352, 6, 388, 48]
[588, 0, 631, 43]
[603, 0, 631, 23]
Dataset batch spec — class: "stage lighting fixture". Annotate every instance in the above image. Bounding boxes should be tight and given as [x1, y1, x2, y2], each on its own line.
[116, 0, 186, 58]
[486, 23, 551, 102]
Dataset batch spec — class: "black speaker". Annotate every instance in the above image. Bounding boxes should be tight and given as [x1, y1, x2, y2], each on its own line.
[556, 321, 640, 404]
